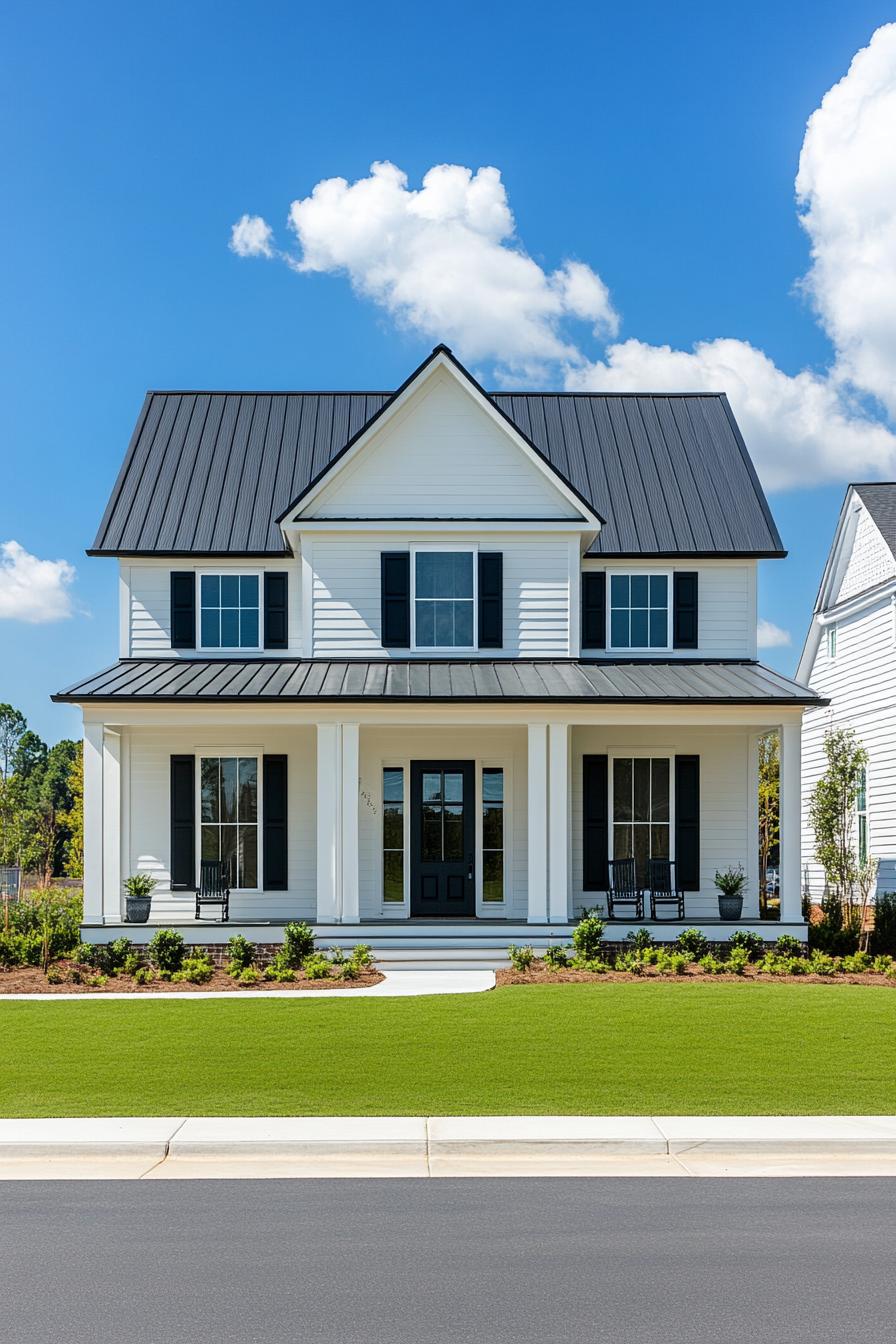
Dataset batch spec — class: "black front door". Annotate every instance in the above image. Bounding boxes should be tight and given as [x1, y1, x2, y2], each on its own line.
[410, 761, 475, 917]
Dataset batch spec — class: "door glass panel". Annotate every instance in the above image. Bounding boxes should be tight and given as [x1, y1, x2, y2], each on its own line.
[443, 804, 463, 861]
[422, 772, 442, 802]
[443, 772, 463, 803]
[422, 804, 442, 861]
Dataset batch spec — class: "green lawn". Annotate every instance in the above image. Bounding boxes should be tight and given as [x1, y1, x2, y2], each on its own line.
[2, 983, 895, 1116]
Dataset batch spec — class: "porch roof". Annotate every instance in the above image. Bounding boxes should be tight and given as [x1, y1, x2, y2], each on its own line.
[53, 658, 825, 706]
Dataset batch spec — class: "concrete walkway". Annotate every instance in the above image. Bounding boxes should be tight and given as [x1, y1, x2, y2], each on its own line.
[2, 1115, 896, 1179]
[0, 969, 496, 1001]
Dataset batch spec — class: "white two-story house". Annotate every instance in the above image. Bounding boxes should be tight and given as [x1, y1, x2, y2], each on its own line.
[799, 483, 896, 902]
[56, 345, 817, 955]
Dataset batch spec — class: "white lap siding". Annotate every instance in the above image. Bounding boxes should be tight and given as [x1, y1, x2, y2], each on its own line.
[571, 724, 756, 919]
[123, 725, 316, 921]
[801, 594, 896, 900]
[357, 724, 528, 919]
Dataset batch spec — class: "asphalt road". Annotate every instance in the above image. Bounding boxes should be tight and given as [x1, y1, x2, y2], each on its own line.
[1, 1178, 894, 1342]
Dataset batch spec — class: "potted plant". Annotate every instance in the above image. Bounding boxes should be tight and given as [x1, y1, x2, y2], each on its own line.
[714, 865, 746, 920]
[124, 872, 157, 923]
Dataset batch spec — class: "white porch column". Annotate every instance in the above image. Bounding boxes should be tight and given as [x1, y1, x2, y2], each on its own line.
[340, 723, 360, 924]
[102, 729, 121, 921]
[779, 718, 803, 924]
[527, 724, 548, 923]
[82, 722, 104, 924]
[316, 723, 341, 922]
[548, 722, 570, 923]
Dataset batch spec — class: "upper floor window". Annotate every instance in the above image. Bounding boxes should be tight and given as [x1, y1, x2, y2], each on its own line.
[413, 551, 475, 649]
[609, 574, 669, 651]
[200, 574, 260, 650]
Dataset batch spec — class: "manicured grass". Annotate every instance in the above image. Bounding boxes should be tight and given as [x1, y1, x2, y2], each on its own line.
[2, 982, 895, 1116]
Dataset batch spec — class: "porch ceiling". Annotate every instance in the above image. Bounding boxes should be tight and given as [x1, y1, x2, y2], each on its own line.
[54, 657, 824, 706]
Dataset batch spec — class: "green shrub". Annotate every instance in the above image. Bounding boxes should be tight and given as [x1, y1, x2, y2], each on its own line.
[626, 927, 654, 952]
[507, 943, 535, 972]
[774, 934, 804, 957]
[677, 928, 709, 960]
[726, 946, 750, 976]
[328, 944, 346, 965]
[348, 943, 373, 968]
[698, 953, 725, 975]
[303, 953, 332, 980]
[807, 950, 838, 976]
[172, 951, 214, 984]
[263, 963, 295, 983]
[870, 892, 896, 956]
[225, 934, 255, 974]
[543, 944, 570, 969]
[886, 962, 896, 981]
[238, 966, 262, 985]
[656, 950, 688, 976]
[809, 890, 861, 955]
[282, 921, 315, 968]
[840, 951, 873, 974]
[103, 937, 133, 975]
[338, 960, 359, 980]
[572, 915, 605, 962]
[121, 952, 142, 977]
[0, 931, 28, 967]
[134, 966, 154, 985]
[84, 973, 108, 988]
[148, 929, 185, 973]
[45, 966, 64, 984]
[576, 958, 611, 974]
[6, 889, 82, 960]
[728, 929, 764, 960]
[872, 955, 894, 975]
[614, 950, 644, 975]
[71, 942, 94, 965]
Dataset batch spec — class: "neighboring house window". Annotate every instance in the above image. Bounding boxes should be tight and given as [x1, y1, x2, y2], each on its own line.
[414, 551, 475, 649]
[200, 574, 260, 649]
[612, 757, 670, 885]
[200, 756, 258, 888]
[382, 768, 405, 903]
[857, 767, 868, 865]
[827, 623, 837, 659]
[482, 768, 505, 903]
[609, 574, 669, 650]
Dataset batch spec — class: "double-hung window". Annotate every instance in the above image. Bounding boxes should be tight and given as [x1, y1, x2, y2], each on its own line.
[612, 756, 670, 886]
[856, 767, 868, 864]
[200, 755, 259, 889]
[413, 551, 475, 649]
[199, 574, 260, 650]
[609, 574, 669, 651]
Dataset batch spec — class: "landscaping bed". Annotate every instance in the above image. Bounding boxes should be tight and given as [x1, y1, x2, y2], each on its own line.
[497, 965, 895, 988]
[0, 963, 384, 993]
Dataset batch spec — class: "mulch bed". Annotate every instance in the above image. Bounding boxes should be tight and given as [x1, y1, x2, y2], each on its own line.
[0, 964, 384, 994]
[496, 966, 896, 988]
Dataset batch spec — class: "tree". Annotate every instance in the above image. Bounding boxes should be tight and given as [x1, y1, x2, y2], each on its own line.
[808, 726, 868, 922]
[0, 704, 25, 780]
[59, 745, 83, 878]
[12, 729, 48, 785]
[758, 731, 779, 916]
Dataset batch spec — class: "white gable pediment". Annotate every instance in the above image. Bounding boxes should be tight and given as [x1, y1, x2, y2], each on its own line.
[835, 499, 896, 604]
[295, 355, 590, 524]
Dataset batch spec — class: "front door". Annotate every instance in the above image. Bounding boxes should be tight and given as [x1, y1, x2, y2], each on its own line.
[410, 761, 476, 917]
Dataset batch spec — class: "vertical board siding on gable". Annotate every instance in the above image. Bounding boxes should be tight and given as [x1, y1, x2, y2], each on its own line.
[581, 561, 755, 658]
[570, 726, 755, 918]
[310, 534, 571, 658]
[802, 595, 896, 899]
[127, 560, 303, 656]
[124, 725, 316, 920]
[837, 505, 896, 603]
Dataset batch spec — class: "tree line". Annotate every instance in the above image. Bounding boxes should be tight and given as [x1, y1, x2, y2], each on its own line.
[0, 704, 82, 881]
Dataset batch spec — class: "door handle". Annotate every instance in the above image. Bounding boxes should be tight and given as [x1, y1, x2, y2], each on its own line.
[467, 855, 474, 881]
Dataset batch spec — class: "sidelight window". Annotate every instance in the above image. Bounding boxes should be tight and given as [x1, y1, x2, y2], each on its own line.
[482, 768, 505, 903]
[382, 768, 405, 903]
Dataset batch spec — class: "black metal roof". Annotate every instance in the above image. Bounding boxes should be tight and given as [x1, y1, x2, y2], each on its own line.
[53, 658, 822, 705]
[90, 349, 784, 558]
[853, 483, 896, 562]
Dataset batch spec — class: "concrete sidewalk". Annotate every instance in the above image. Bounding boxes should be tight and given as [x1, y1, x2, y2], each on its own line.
[2, 1115, 896, 1179]
[0, 970, 496, 1001]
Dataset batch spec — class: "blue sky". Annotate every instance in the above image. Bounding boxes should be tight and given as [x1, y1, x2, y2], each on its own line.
[3, 0, 895, 742]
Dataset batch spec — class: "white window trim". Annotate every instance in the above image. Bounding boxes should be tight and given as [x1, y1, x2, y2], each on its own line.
[477, 759, 512, 912]
[196, 568, 264, 654]
[608, 750, 676, 876]
[195, 747, 263, 892]
[606, 569, 673, 654]
[410, 542, 479, 654]
[380, 761, 408, 913]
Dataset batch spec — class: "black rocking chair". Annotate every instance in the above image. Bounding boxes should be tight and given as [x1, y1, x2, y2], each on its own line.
[195, 859, 230, 921]
[606, 857, 644, 920]
[648, 858, 685, 920]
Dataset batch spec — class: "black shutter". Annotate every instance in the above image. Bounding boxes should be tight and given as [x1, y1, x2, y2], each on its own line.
[581, 572, 606, 649]
[478, 552, 503, 649]
[673, 572, 699, 649]
[170, 755, 195, 890]
[381, 552, 410, 648]
[264, 572, 289, 650]
[583, 754, 609, 891]
[675, 755, 700, 891]
[263, 755, 288, 890]
[170, 572, 196, 649]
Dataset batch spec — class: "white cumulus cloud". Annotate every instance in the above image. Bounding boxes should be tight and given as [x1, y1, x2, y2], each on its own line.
[0, 541, 75, 623]
[757, 619, 792, 649]
[229, 213, 274, 258]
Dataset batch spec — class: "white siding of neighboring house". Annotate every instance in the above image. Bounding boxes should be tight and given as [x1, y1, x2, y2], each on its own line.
[571, 724, 759, 921]
[125, 557, 303, 657]
[306, 365, 581, 520]
[581, 558, 758, 660]
[121, 724, 316, 922]
[836, 505, 896, 602]
[801, 591, 896, 900]
[309, 532, 572, 658]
